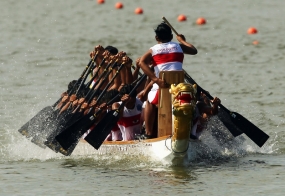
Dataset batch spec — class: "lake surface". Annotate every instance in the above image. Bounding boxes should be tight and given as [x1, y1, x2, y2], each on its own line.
[1, 0, 285, 195]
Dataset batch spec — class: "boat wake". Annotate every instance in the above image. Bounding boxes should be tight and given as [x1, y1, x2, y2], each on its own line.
[185, 116, 275, 166]
[2, 116, 275, 168]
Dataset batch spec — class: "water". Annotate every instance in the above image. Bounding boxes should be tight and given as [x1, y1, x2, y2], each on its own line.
[1, 0, 285, 195]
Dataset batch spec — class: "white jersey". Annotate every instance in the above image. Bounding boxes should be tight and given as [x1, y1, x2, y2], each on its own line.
[150, 41, 184, 78]
[150, 41, 184, 91]
[111, 124, 123, 141]
[117, 98, 143, 141]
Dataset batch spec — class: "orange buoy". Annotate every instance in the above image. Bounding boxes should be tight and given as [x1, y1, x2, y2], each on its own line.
[247, 27, 258, 34]
[115, 2, 123, 9]
[177, 14, 187, 22]
[196, 17, 206, 25]
[97, 0, 105, 4]
[135, 7, 143, 14]
[252, 40, 259, 45]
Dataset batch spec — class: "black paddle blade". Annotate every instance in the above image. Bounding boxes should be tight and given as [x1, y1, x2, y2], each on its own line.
[217, 109, 243, 137]
[84, 109, 120, 150]
[44, 138, 75, 156]
[29, 109, 63, 148]
[183, 71, 269, 147]
[229, 112, 269, 147]
[18, 106, 54, 139]
[54, 111, 97, 151]
[43, 111, 76, 153]
[45, 127, 86, 156]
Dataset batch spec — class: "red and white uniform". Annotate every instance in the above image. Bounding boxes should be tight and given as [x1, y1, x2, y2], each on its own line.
[148, 42, 184, 104]
[111, 124, 123, 141]
[117, 98, 143, 141]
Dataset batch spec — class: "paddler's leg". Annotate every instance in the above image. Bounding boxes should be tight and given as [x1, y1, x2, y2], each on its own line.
[144, 88, 159, 138]
[144, 101, 156, 138]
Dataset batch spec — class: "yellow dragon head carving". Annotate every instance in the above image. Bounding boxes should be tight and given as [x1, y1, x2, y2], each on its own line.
[169, 83, 197, 108]
[169, 83, 197, 149]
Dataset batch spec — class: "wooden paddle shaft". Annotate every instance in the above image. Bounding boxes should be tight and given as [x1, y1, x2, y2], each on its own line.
[162, 17, 179, 36]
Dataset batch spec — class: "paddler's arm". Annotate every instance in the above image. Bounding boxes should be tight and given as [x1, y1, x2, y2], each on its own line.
[109, 94, 134, 123]
[132, 57, 141, 81]
[176, 34, 198, 55]
[138, 80, 154, 102]
[139, 50, 169, 88]
[198, 97, 221, 116]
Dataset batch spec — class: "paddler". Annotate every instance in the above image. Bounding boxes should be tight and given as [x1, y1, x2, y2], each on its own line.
[138, 21, 198, 139]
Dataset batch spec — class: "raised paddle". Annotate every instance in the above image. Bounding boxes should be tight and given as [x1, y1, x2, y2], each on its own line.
[18, 57, 95, 139]
[65, 58, 118, 120]
[163, 16, 269, 147]
[58, 57, 98, 113]
[54, 62, 127, 152]
[58, 56, 106, 114]
[43, 60, 120, 152]
[84, 74, 147, 150]
[31, 60, 98, 148]
[163, 16, 241, 137]
[29, 56, 100, 148]
[56, 55, 97, 109]
[163, 13, 245, 139]
[54, 73, 145, 155]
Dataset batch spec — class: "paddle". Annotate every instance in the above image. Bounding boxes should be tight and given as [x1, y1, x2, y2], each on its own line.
[18, 57, 95, 139]
[54, 72, 144, 155]
[58, 56, 106, 114]
[84, 74, 147, 150]
[29, 56, 100, 148]
[183, 72, 243, 137]
[162, 16, 269, 147]
[66, 58, 118, 120]
[184, 71, 269, 147]
[54, 62, 127, 153]
[43, 59, 120, 152]
[56, 56, 97, 109]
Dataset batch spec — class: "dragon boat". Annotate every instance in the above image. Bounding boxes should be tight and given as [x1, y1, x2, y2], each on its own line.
[70, 71, 198, 162]
[18, 69, 269, 161]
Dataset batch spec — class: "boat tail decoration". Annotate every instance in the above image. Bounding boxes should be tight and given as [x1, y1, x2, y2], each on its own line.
[169, 83, 197, 154]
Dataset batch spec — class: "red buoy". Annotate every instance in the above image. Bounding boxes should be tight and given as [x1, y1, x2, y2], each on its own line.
[196, 17, 206, 25]
[97, 0, 105, 4]
[177, 14, 187, 22]
[115, 2, 123, 9]
[135, 7, 143, 14]
[247, 27, 258, 34]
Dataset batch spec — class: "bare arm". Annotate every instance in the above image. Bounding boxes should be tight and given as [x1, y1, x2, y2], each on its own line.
[132, 57, 141, 81]
[176, 34, 198, 55]
[198, 97, 221, 115]
[139, 50, 168, 88]
[139, 50, 156, 81]
[123, 56, 133, 85]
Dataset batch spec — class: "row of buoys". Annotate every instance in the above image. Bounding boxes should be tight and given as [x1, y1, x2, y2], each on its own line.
[177, 14, 258, 35]
[177, 14, 206, 25]
[98, 0, 144, 14]
[97, 0, 259, 44]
